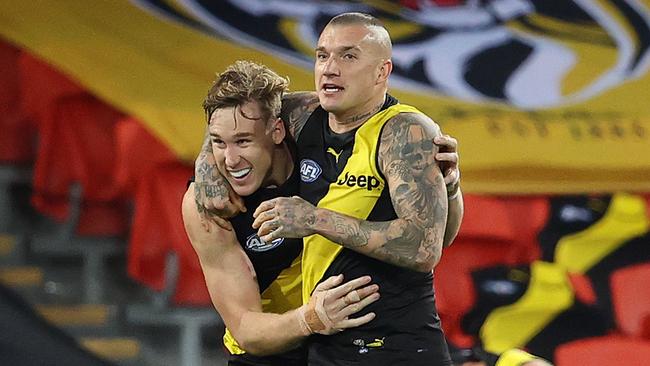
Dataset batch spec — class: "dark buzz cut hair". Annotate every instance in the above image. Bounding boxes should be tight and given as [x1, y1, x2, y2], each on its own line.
[326, 12, 392, 51]
[328, 12, 384, 28]
[203, 60, 289, 124]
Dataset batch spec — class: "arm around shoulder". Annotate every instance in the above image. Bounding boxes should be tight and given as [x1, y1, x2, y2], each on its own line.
[280, 91, 319, 138]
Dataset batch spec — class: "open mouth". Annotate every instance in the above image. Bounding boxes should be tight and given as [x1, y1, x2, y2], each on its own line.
[229, 168, 252, 180]
[322, 83, 344, 93]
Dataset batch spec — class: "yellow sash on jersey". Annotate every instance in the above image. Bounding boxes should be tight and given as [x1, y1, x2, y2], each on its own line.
[301, 104, 423, 303]
[224, 255, 302, 354]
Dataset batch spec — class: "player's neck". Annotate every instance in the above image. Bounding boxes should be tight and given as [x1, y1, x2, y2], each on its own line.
[267, 142, 294, 187]
[328, 93, 386, 134]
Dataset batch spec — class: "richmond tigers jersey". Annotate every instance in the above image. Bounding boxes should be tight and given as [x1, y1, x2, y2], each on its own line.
[221, 168, 306, 365]
[297, 95, 451, 365]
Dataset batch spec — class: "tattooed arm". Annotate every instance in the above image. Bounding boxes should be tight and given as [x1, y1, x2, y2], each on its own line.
[280, 91, 320, 139]
[368, 113, 448, 269]
[253, 113, 448, 272]
[194, 125, 246, 228]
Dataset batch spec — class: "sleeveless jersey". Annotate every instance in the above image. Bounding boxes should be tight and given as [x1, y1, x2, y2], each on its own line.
[222, 168, 306, 365]
[297, 96, 452, 365]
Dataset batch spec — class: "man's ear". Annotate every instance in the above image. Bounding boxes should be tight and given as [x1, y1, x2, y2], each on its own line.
[377, 59, 393, 84]
[270, 117, 286, 144]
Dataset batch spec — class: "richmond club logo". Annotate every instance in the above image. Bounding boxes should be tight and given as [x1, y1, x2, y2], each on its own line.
[245, 233, 284, 252]
[133, 0, 650, 110]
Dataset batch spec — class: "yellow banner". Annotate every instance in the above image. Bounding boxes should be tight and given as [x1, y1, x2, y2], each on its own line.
[1, 0, 649, 193]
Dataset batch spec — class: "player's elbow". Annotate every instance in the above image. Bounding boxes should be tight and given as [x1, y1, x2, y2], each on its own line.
[413, 257, 438, 273]
[414, 243, 443, 272]
[237, 337, 277, 357]
[232, 323, 294, 356]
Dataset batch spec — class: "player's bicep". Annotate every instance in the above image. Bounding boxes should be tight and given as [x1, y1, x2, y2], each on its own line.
[378, 113, 448, 266]
[182, 186, 262, 328]
[202, 247, 263, 333]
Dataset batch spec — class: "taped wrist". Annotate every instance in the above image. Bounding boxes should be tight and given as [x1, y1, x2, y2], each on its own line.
[296, 306, 313, 336]
[297, 292, 336, 335]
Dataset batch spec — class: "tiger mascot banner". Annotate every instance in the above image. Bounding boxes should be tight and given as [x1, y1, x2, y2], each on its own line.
[1, 0, 649, 193]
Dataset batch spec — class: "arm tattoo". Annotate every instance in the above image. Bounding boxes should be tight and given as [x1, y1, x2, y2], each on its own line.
[307, 113, 447, 271]
[372, 113, 447, 270]
[195, 126, 214, 183]
[194, 126, 230, 204]
[281, 92, 319, 139]
[332, 216, 369, 248]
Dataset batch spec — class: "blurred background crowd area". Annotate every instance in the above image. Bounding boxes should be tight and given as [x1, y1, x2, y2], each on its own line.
[1, 1, 650, 365]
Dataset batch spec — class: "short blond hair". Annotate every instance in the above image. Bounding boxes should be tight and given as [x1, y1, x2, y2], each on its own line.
[203, 60, 289, 123]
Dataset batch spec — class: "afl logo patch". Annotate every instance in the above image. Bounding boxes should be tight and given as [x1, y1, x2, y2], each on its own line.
[245, 234, 284, 252]
[300, 159, 322, 183]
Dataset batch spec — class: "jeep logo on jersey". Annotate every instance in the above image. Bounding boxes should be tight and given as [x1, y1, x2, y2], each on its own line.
[337, 172, 381, 191]
[245, 233, 284, 252]
[300, 159, 322, 183]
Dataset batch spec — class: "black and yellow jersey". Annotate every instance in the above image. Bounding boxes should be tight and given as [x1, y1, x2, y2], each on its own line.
[224, 168, 306, 365]
[297, 95, 452, 365]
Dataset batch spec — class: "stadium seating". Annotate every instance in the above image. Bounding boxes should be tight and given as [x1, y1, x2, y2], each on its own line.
[113, 116, 177, 197]
[125, 162, 219, 366]
[610, 263, 650, 338]
[555, 335, 650, 366]
[0, 39, 35, 165]
[0, 39, 35, 234]
[436, 195, 536, 348]
[30, 94, 128, 236]
[19, 53, 128, 236]
[126, 160, 210, 306]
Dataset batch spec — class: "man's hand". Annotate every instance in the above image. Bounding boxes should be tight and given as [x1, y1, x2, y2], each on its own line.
[194, 149, 246, 231]
[252, 196, 317, 242]
[297, 274, 380, 335]
[434, 134, 460, 195]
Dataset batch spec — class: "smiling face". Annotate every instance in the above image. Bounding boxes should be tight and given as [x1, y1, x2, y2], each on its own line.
[209, 101, 285, 197]
[314, 22, 392, 121]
